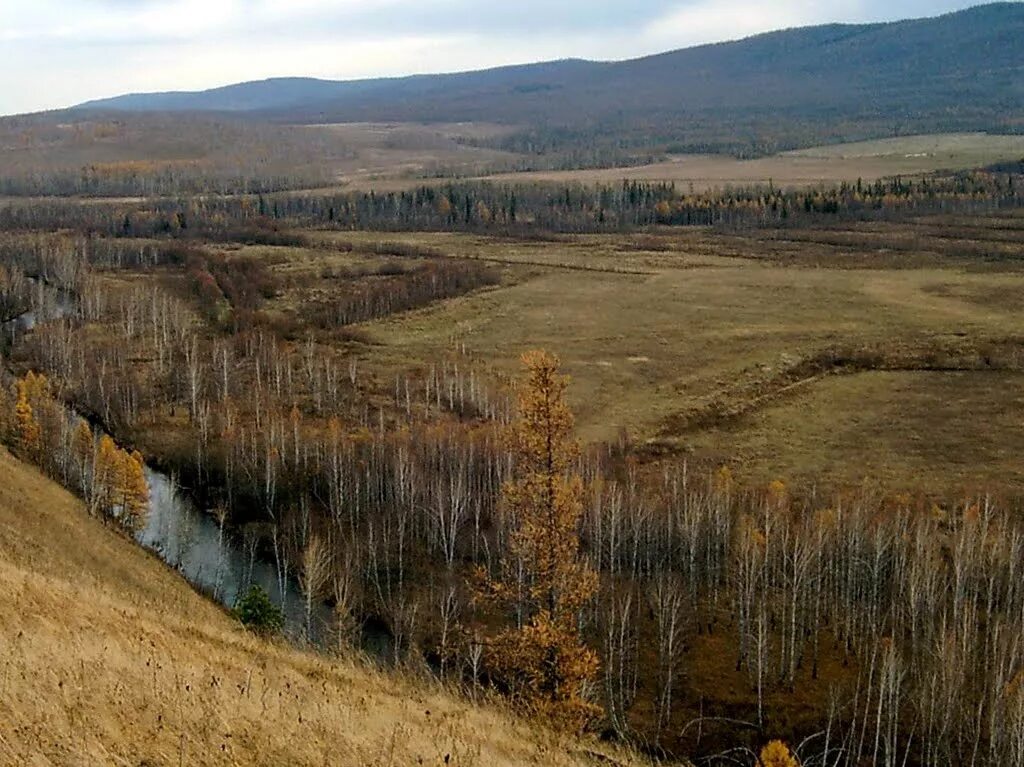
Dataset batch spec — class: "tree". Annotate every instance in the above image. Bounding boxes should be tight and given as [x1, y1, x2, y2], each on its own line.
[234, 585, 284, 635]
[71, 418, 94, 498]
[478, 350, 599, 730]
[93, 434, 119, 517]
[299, 534, 331, 641]
[92, 434, 148, 530]
[0, 380, 13, 445]
[14, 377, 42, 462]
[116, 449, 149, 532]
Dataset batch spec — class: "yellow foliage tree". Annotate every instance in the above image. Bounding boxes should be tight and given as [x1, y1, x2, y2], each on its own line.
[479, 350, 599, 730]
[72, 419, 94, 494]
[14, 378, 42, 462]
[760, 740, 799, 767]
[94, 434, 120, 516]
[92, 435, 148, 530]
[116, 449, 149, 532]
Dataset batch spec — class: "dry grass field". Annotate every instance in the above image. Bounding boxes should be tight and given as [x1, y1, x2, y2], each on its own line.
[290, 211, 1024, 496]
[306, 122, 520, 187]
[0, 447, 644, 767]
[471, 133, 1024, 190]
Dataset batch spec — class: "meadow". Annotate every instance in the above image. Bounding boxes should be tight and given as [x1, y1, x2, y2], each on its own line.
[286, 211, 1024, 495]
[469, 133, 1024, 191]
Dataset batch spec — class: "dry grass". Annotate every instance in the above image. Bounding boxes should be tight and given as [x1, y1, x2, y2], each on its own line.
[469, 133, 1024, 191]
[302, 220, 1024, 494]
[681, 370, 1024, 495]
[0, 448, 647, 767]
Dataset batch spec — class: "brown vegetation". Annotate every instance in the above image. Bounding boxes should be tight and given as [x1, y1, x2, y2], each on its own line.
[4, 155, 1024, 765]
[0, 445, 642, 766]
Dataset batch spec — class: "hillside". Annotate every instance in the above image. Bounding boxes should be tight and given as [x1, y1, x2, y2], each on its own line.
[73, 3, 1024, 156]
[0, 446, 642, 767]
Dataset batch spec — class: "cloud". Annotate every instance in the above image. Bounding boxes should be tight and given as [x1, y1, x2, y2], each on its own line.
[642, 0, 867, 48]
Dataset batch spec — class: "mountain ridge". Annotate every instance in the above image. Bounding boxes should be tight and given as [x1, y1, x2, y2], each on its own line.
[65, 2, 1024, 156]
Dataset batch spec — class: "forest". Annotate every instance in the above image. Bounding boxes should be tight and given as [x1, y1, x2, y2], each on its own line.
[2, 143, 1024, 766]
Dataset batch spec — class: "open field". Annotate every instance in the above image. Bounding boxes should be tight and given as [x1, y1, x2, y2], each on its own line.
[683, 370, 1024, 494]
[6, 124, 1021, 199]
[0, 446, 641, 767]
[0, 116, 520, 196]
[288, 212, 1024, 495]
[470, 133, 1024, 191]
[305, 122, 521, 186]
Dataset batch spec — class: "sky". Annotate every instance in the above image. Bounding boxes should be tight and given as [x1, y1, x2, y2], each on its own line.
[0, 0, 1006, 116]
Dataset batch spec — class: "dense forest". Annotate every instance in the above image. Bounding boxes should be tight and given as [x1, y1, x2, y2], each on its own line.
[1, 167, 1022, 240]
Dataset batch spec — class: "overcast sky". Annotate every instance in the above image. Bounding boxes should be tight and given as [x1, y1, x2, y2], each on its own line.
[0, 0, 1006, 116]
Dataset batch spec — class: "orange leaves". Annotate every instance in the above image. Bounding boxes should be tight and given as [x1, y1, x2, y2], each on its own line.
[489, 610, 600, 730]
[93, 432, 149, 532]
[477, 350, 599, 730]
[14, 376, 42, 462]
[509, 349, 579, 475]
[5, 374, 150, 534]
[767, 479, 788, 506]
[760, 740, 799, 767]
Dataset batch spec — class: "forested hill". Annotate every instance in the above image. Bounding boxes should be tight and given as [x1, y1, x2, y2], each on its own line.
[75, 3, 1024, 156]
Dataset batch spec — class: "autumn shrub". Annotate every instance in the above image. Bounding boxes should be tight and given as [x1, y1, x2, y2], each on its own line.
[759, 740, 799, 767]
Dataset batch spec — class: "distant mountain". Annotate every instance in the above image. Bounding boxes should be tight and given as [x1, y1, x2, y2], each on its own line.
[75, 3, 1024, 156]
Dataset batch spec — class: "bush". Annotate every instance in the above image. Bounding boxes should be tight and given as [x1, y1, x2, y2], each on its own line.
[233, 585, 284, 635]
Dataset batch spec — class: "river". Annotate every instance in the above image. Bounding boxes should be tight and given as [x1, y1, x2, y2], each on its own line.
[5, 288, 391, 659]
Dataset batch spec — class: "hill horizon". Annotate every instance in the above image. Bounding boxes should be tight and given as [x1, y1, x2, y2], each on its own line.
[69, 3, 1017, 112]
[60, 2, 1024, 158]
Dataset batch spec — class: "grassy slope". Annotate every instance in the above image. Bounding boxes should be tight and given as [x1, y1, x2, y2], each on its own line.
[0, 447, 642, 767]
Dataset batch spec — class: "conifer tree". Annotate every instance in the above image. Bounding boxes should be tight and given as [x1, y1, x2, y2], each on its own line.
[479, 350, 599, 730]
[14, 378, 41, 463]
[94, 434, 120, 519]
[116, 449, 149, 532]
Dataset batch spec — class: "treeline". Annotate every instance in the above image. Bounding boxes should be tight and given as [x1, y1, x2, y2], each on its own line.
[2, 170, 1021, 238]
[310, 260, 499, 328]
[0, 371, 148, 532]
[6, 235, 1024, 763]
[0, 114, 352, 198]
[0, 162, 333, 198]
[184, 250, 279, 327]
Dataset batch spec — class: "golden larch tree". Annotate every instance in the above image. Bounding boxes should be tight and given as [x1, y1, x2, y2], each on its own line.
[479, 350, 599, 730]
[116, 449, 149, 532]
[0, 376, 13, 443]
[93, 435, 147, 530]
[94, 434, 120, 516]
[72, 419, 94, 495]
[14, 377, 42, 462]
